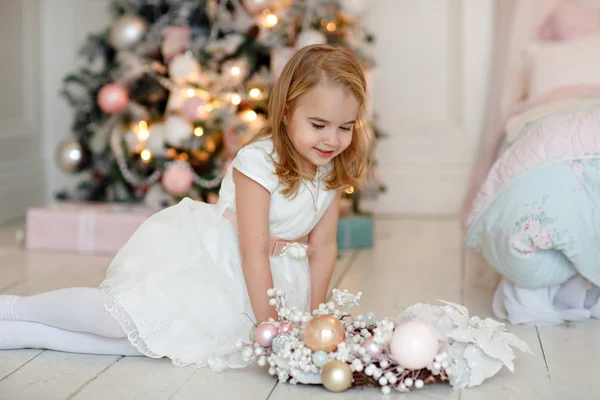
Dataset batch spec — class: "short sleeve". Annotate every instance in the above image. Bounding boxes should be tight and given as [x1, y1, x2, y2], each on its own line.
[232, 144, 279, 193]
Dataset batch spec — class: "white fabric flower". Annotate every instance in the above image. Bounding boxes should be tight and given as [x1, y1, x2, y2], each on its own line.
[282, 242, 308, 259]
[402, 300, 532, 389]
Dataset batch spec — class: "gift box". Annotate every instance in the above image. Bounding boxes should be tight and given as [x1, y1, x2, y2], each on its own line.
[26, 202, 158, 255]
[336, 215, 374, 250]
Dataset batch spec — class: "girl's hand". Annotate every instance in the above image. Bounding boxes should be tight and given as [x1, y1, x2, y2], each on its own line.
[308, 190, 342, 310]
[233, 168, 277, 324]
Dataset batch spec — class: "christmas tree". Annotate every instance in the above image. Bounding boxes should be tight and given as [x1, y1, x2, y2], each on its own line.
[56, 0, 384, 212]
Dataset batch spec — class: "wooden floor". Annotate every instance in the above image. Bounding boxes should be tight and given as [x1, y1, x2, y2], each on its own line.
[1, 217, 598, 399]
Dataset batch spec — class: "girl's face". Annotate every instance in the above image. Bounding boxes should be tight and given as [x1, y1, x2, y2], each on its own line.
[285, 83, 359, 172]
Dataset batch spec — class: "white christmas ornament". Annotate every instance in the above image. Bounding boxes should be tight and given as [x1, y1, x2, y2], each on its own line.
[295, 30, 327, 50]
[109, 15, 148, 50]
[340, 0, 365, 20]
[242, 0, 271, 14]
[389, 321, 439, 370]
[165, 115, 193, 146]
[168, 54, 201, 83]
[144, 184, 175, 209]
[146, 123, 167, 155]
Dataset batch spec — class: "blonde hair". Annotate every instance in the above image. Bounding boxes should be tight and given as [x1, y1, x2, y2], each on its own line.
[248, 44, 371, 197]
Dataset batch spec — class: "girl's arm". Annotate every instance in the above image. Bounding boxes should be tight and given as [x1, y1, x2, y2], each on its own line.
[308, 190, 342, 311]
[233, 168, 278, 323]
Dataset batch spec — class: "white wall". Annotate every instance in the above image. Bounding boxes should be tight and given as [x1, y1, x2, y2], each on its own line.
[40, 0, 495, 215]
[41, 0, 111, 205]
[0, 0, 44, 223]
[363, 0, 494, 214]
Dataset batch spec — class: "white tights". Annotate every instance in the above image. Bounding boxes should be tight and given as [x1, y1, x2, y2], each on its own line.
[0, 287, 142, 356]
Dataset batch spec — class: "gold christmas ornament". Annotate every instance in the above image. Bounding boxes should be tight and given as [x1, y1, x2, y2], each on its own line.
[303, 315, 345, 353]
[321, 360, 353, 392]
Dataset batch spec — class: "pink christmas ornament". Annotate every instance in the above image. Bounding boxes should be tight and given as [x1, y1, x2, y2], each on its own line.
[361, 336, 384, 356]
[270, 47, 295, 80]
[255, 322, 278, 348]
[389, 321, 439, 370]
[98, 83, 129, 114]
[161, 26, 191, 62]
[278, 321, 293, 334]
[161, 163, 193, 196]
[181, 96, 209, 121]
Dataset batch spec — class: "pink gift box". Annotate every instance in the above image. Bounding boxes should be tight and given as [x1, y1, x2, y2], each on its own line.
[26, 202, 159, 255]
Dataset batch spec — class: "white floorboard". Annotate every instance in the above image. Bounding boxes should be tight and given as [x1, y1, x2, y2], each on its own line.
[0, 218, 598, 399]
[537, 321, 600, 399]
[72, 357, 196, 400]
[0, 351, 119, 400]
[460, 249, 553, 400]
[0, 350, 42, 380]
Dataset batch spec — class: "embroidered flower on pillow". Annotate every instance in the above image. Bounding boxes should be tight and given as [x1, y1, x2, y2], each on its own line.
[507, 196, 571, 258]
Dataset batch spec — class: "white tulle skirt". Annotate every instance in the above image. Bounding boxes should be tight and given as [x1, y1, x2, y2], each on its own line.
[98, 198, 311, 371]
[493, 275, 600, 325]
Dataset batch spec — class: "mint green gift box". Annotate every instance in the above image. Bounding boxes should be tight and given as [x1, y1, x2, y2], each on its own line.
[336, 215, 374, 249]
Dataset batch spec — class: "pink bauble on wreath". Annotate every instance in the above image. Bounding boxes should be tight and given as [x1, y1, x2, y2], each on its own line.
[389, 321, 439, 370]
[161, 163, 193, 196]
[361, 336, 384, 356]
[98, 83, 129, 114]
[278, 321, 293, 334]
[255, 322, 278, 348]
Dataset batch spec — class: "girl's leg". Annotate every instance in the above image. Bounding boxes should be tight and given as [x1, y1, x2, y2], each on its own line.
[0, 287, 124, 338]
[0, 321, 142, 356]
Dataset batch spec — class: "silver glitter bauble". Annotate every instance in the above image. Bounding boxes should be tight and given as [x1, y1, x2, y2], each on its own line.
[271, 334, 292, 355]
[109, 15, 148, 50]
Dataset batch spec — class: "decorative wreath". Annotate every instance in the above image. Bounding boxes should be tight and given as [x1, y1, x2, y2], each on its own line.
[236, 289, 531, 394]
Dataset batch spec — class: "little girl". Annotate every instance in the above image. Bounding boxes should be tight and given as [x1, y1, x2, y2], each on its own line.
[0, 44, 370, 371]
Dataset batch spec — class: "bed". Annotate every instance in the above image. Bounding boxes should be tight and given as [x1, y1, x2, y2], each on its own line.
[463, 0, 600, 324]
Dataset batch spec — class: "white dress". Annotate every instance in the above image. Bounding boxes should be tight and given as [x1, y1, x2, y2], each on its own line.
[98, 138, 336, 371]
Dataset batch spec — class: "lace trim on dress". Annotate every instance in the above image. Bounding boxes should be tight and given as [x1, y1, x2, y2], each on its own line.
[99, 276, 250, 372]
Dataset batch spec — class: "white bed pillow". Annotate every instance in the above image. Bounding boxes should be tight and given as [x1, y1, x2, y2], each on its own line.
[528, 35, 600, 97]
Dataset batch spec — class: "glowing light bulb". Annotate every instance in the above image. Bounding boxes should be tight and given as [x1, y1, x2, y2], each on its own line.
[194, 127, 204, 137]
[206, 140, 216, 152]
[137, 121, 149, 140]
[249, 88, 261, 99]
[186, 89, 196, 97]
[245, 110, 257, 121]
[326, 22, 337, 32]
[231, 66, 241, 76]
[140, 149, 152, 162]
[231, 93, 242, 105]
[265, 13, 278, 28]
